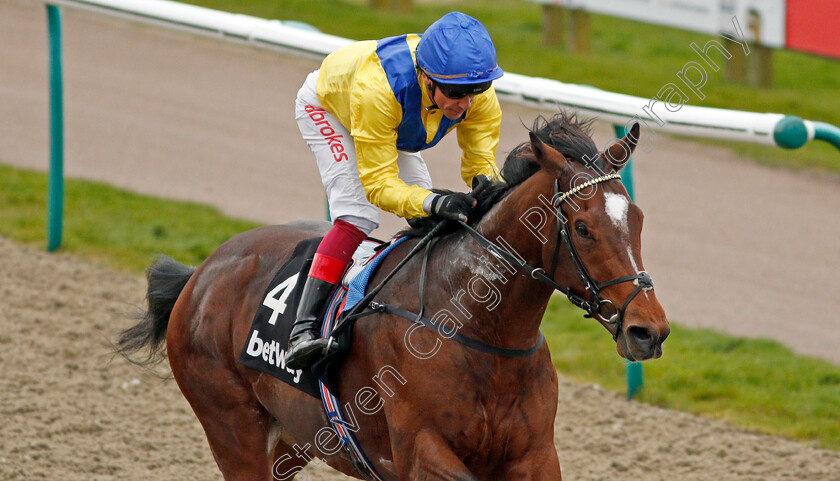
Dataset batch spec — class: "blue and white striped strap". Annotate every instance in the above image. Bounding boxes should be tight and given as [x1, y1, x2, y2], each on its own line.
[318, 290, 384, 481]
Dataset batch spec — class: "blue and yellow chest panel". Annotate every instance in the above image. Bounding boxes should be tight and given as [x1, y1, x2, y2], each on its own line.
[376, 35, 462, 152]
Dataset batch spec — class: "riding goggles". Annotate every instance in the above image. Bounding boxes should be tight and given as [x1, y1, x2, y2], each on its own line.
[433, 79, 492, 99]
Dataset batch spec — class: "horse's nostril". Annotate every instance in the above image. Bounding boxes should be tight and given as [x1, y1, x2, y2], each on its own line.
[628, 326, 654, 346]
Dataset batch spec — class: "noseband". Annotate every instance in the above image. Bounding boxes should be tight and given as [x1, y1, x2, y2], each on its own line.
[460, 173, 653, 341]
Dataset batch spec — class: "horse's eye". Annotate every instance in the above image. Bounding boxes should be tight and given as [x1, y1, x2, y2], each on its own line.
[575, 221, 591, 238]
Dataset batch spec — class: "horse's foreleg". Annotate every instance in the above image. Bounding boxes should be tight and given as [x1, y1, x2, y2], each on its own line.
[392, 429, 479, 481]
[499, 446, 562, 480]
[268, 441, 310, 481]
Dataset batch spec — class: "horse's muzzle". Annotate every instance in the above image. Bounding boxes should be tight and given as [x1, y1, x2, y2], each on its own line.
[618, 321, 670, 361]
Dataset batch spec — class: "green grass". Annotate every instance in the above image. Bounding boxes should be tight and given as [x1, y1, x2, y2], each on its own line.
[2, 162, 840, 450]
[0, 164, 259, 272]
[543, 298, 840, 450]
[178, 0, 840, 173]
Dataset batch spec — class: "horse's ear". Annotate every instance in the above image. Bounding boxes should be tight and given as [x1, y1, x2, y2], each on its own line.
[529, 131, 568, 175]
[601, 122, 640, 172]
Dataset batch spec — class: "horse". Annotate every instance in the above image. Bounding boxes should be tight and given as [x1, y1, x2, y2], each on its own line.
[117, 112, 669, 480]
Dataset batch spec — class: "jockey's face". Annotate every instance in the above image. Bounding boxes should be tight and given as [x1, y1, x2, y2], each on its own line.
[422, 73, 475, 120]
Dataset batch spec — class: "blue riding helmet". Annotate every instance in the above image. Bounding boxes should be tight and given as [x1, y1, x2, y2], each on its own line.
[416, 12, 504, 86]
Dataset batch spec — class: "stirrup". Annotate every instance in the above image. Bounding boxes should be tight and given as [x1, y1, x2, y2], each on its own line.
[323, 336, 338, 355]
[286, 336, 338, 369]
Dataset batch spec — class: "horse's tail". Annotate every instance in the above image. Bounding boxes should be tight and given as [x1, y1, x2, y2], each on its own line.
[116, 256, 195, 367]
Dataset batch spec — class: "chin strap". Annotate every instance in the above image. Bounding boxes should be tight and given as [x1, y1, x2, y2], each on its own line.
[419, 67, 439, 111]
[425, 83, 439, 111]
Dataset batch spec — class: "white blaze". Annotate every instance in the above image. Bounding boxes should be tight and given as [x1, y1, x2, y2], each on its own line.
[604, 193, 629, 236]
[604, 193, 650, 298]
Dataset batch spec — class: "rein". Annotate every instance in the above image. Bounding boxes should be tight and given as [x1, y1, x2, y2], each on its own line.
[332, 221, 449, 336]
[370, 234, 545, 357]
[333, 220, 545, 358]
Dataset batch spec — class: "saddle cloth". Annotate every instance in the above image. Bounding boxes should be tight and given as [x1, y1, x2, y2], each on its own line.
[237, 236, 401, 398]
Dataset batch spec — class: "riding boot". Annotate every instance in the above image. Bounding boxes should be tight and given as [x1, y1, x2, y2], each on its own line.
[285, 276, 337, 370]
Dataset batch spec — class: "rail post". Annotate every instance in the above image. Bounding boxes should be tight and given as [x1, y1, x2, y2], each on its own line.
[46, 5, 64, 252]
[614, 124, 643, 400]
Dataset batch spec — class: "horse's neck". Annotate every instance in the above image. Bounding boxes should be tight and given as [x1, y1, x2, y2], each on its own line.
[435, 174, 556, 350]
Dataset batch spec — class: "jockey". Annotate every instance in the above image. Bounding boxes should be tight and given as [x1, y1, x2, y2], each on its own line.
[287, 11, 504, 369]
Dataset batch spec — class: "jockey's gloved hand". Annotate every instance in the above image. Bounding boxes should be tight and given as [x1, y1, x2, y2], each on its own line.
[470, 175, 494, 197]
[428, 193, 477, 222]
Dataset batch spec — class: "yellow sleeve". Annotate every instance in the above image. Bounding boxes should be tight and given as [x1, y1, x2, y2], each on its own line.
[351, 72, 432, 219]
[456, 86, 503, 187]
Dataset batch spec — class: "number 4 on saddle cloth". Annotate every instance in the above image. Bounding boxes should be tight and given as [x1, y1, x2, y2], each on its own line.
[237, 236, 407, 398]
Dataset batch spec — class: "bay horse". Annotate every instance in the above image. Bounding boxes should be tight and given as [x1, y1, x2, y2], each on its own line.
[118, 113, 669, 480]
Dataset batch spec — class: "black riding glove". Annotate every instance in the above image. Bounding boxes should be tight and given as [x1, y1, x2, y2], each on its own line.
[470, 174, 495, 197]
[471, 174, 493, 190]
[429, 193, 477, 222]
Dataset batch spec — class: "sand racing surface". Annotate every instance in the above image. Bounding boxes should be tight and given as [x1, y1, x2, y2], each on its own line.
[2, 0, 840, 479]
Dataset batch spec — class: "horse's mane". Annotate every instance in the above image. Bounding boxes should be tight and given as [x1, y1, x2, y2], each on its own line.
[397, 111, 599, 239]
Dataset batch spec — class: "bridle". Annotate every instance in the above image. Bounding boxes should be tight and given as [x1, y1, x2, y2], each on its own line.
[336, 172, 653, 352]
[460, 173, 653, 341]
